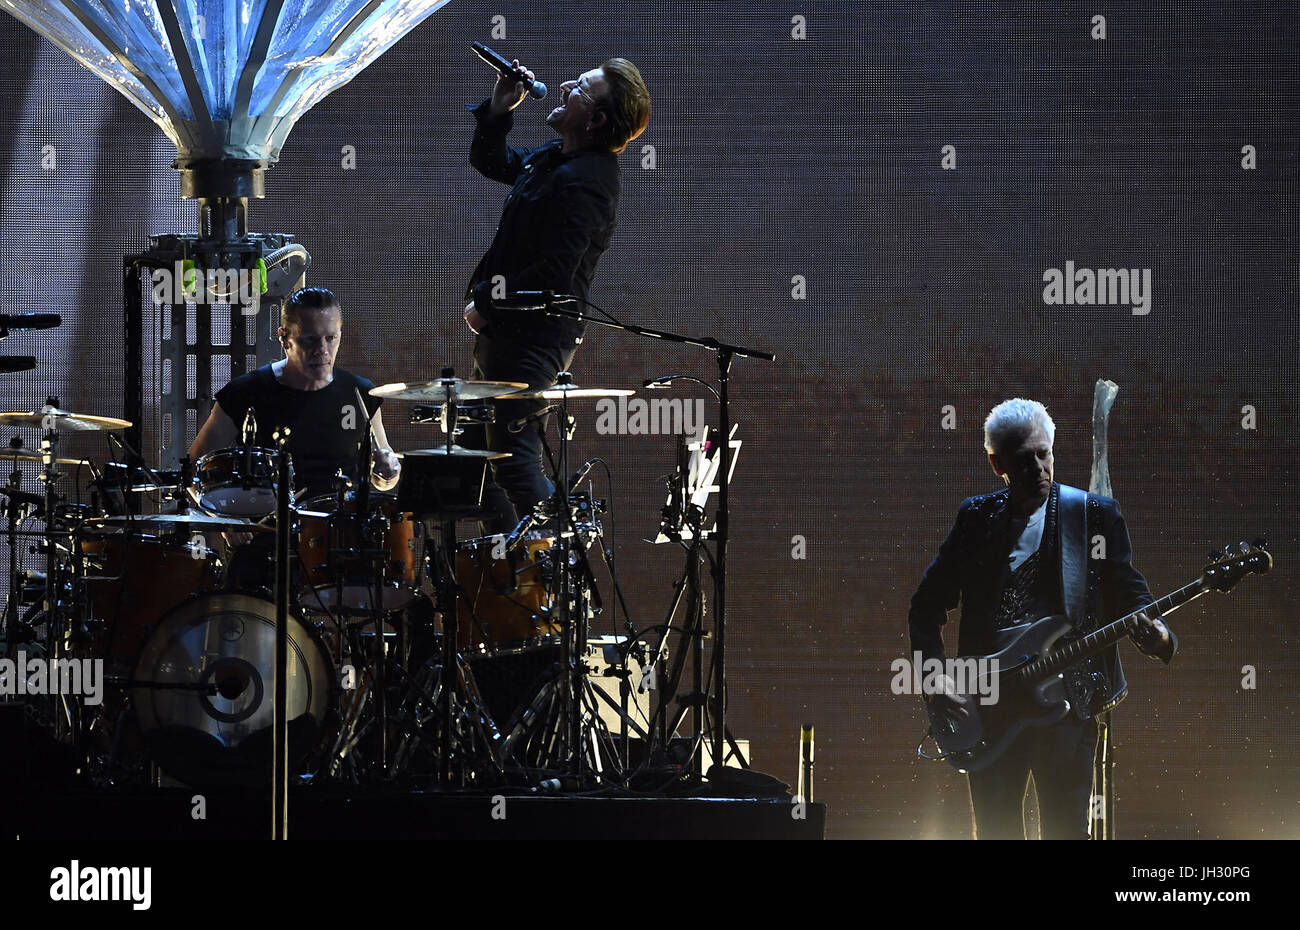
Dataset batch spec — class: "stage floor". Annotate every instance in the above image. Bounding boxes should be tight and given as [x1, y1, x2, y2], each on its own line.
[9, 788, 825, 841]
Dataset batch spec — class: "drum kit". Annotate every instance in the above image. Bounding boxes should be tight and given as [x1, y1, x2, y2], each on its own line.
[0, 373, 658, 792]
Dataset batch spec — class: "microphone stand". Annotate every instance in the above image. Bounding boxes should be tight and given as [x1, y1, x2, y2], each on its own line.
[532, 389, 607, 784]
[498, 297, 773, 775]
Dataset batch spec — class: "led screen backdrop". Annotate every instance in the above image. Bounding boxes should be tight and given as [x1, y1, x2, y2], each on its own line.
[0, 2, 1295, 839]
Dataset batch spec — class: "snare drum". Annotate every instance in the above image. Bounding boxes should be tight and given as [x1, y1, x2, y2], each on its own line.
[195, 446, 286, 517]
[455, 535, 559, 654]
[297, 492, 422, 613]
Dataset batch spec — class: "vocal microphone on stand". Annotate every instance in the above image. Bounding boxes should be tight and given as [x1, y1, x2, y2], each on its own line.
[0, 357, 36, 373]
[567, 457, 599, 489]
[507, 404, 558, 433]
[0, 313, 61, 336]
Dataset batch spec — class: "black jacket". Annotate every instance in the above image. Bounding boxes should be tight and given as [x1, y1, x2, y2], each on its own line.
[907, 483, 1155, 716]
[465, 99, 622, 344]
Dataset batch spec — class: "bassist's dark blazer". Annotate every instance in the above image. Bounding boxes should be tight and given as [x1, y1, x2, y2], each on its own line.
[908, 482, 1155, 717]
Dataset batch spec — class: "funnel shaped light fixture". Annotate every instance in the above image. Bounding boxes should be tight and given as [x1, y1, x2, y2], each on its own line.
[1, 0, 449, 197]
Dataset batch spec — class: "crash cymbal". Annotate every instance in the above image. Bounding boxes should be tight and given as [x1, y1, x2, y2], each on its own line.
[397, 446, 513, 460]
[0, 407, 131, 431]
[86, 513, 273, 533]
[0, 452, 92, 467]
[513, 384, 636, 400]
[370, 379, 528, 402]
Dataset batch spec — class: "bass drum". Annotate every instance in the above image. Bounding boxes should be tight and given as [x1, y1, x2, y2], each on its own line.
[132, 593, 334, 787]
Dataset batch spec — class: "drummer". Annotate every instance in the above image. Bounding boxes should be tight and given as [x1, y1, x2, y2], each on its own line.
[188, 286, 400, 494]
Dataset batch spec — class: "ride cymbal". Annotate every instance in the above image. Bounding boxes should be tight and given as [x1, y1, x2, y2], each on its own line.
[370, 379, 527, 402]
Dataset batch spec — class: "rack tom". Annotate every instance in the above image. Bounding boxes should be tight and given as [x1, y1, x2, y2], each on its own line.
[297, 492, 421, 614]
[195, 445, 285, 517]
[455, 535, 559, 654]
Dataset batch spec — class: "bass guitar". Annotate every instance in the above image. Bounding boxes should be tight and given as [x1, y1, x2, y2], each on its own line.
[923, 541, 1272, 773]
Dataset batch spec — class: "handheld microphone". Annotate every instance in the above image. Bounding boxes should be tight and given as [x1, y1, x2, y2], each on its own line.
[471, 42, 547, 99]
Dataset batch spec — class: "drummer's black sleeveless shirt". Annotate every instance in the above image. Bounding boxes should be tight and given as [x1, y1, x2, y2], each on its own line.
[214, 364, 382, 497]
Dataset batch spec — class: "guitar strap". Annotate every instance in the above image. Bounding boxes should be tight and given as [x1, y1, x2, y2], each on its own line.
[1057, 483, 1088, 628]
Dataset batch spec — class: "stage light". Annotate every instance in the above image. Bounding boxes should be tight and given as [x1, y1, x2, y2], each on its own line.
[0, 0, 450, 210]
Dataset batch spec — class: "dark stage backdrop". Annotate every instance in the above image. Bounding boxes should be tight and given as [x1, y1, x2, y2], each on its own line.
[0, 2, 1295, 839]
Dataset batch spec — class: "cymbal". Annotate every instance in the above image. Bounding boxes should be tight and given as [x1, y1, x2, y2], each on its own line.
[514, 384, 636, 400]
[370, 379, 528, 402]
[86, 513, 273, 533]
[0, 407, 131, 432]
[0, 452, 92, 467]
[397, 446, 513, 460]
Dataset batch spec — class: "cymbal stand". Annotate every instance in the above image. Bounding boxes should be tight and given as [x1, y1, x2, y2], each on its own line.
[3, 458, 31, 661]
[529, 389, 620, 786]
[34, 408, 79, 741]
[424, 373, 506, 785]
[350, 388, 390, 776]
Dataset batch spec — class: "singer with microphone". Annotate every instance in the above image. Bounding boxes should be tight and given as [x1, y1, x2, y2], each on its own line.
[459, 49, 651, 534]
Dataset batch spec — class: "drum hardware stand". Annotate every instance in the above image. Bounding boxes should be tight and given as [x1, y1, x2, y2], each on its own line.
[387, 646, 506, 784]
[3, 467, 35, 661]
[528, 395, 624, 786]
[271, 426, 293, 840]
[415, 369, 508, 786]
[32, 401, 82, 743]
[350, 388, 389, 776]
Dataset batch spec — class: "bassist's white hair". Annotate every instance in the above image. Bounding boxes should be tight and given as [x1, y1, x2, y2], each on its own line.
[983, 398, 1056, 455]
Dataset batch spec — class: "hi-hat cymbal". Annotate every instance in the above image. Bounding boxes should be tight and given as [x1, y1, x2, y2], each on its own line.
[0, 407, 131, 431]
[0, 452, 92, 467]
[514, 384, 636, 400]
[396, 446, 513, 460]
[86, 513, 273, 533]
[370, 379, 528, 402]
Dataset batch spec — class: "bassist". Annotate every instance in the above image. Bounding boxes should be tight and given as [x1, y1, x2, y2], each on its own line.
[908, 398, 1176, 839]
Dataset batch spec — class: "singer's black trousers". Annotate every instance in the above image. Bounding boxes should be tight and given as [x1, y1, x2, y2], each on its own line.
[463, 328, 579, 536]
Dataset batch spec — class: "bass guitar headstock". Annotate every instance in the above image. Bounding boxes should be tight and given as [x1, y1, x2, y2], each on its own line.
[1201, 538, 1273, 593]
